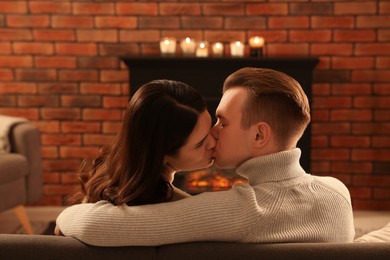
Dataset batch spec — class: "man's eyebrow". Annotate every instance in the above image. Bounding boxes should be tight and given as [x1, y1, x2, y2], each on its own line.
[215, 113, 226, 119]
[194, 134, 208, 148]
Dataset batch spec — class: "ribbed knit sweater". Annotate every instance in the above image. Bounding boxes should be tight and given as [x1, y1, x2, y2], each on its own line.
[56, 148, 355, 246]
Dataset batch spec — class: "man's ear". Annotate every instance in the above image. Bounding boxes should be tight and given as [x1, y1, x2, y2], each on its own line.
[253, 122, 271, 148]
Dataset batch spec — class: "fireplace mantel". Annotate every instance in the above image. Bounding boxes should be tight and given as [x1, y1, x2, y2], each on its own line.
[121, 56, 319, 173]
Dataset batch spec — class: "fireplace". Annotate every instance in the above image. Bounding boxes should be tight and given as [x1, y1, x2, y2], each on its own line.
[121, 56, 319, 194]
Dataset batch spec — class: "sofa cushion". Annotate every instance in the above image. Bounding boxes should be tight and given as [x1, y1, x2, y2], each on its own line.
[0, 153, 28, 183]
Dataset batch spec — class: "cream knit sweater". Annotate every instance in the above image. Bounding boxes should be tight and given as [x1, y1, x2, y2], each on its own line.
[56, 149, 355, 246]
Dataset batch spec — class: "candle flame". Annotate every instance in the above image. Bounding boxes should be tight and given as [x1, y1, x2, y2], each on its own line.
[235, 41, 241, 46]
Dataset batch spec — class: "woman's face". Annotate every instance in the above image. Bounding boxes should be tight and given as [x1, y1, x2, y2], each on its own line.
[164, 110, 216, 179]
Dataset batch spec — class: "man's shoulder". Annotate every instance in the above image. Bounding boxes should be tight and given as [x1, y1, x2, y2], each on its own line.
[311, 175, 351, 202]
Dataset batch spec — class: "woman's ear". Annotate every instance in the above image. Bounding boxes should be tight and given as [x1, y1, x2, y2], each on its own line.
[253, 122, 271, 148]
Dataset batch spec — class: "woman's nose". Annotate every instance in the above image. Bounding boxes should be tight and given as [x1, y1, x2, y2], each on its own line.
[210, 124, 219, 140]
[206, 133, 217, 149]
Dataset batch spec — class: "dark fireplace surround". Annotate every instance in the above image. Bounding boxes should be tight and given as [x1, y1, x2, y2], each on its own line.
[121, 57, 319, 194]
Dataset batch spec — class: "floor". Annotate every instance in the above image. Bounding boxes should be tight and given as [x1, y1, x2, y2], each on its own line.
[0, 207, 389, 238]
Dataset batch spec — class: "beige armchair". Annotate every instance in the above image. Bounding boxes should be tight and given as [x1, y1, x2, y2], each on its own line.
[0, 120, 43, 234]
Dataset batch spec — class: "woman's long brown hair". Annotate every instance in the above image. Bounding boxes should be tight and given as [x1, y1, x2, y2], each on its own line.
[67, 80, 206, 206]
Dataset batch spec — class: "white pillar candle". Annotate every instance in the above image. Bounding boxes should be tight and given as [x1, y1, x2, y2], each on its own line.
[180, 37, 196, 56]
[230, 41, 244, 57]
[195, 41, 209, 57]
[160, 37, 177, 56]
[249, 36, 265, 57]
[212, 42, 224, 57]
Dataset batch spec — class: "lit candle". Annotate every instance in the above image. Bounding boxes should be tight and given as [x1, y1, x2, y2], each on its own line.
[180, 37, 196, 56]
[159, 37, 177, 56]
[195, 41, 208, 57]
[249, 36, 265, 57]
[230, 41, 244, 57]
[212, 42, 224, 57]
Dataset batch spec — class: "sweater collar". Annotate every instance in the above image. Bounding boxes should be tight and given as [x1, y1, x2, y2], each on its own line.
[236, 148, 306, 185]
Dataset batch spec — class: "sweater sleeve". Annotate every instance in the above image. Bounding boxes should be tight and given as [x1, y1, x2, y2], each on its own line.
[56, 186, 259, 246]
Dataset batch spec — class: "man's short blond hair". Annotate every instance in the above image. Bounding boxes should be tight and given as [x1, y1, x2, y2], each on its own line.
[223, 67, 311, 149]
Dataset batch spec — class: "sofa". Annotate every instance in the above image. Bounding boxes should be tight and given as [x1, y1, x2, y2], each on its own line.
[1, 234, 390, 260]
[0, 119, 43, 234]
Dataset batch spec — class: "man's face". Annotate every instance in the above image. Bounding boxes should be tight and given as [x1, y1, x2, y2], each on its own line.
[211, 87, 257, 169]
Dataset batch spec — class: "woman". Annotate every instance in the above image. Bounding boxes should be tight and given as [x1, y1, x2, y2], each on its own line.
[68, 79, 216, 206]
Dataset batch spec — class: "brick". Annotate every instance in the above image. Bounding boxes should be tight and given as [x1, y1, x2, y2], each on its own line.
[29, 1, 71, 14]
[61, 95, 101, 107]
[312, 83, 330, 96]
[331, 84, 372, 95]
[77, 29, 117, 43]
[356, 43, 390, 55]
[34, 121, 60, 133]
[41, 146, 58, 159]
[100, 70, 128, 83]
[103, 97, 128, 108]
[332, 57, 374, 69]
[378, 29, 390, 41]
[331, 109, 372, 121]
[7, 15, 49, 27]
[160, 3, 201, 15]
[267, 43, 309, 56]
[311, 149, 350, 161]
[73, 2, 114, 15]
[335, 2, 377, 15]
[225, 17, 266, 30]
[354, 97, 390, 108]
[116, 3, 157, 15]
[83, 134, 114, 146]
[16, 69, 56, 81]
[352, 70, 390, 83]
[33, 29, 75, 41]
[61, 122, 101, 133]
[52, 15, 93, 28]
[311, 16, 354, 29]
[80, 83, 122, 95]
[0, 29, 32, 40]
[44, 184, 78, 195]
[353, 123, 390, 135]
[374, 162, 390, 175]
[373, 84, 390, 95]
[56, 43, 97, 56]
[42, 172, 60, 183]
[311, 135, 328, 148]
[42, 134, 81, 145]
[290, 3, 332, 15]
[60, 147, 100, 159]
[269, 17, 309, 29]
[0, 69, 13, 81]
[315, 57, 331, 69]
[374, 188, 390, 199]
[82, 109, 122, 121]
[0, 43, 11, 54]
[312, 97, 352, 109]
[357, 16, 390, 28]
[103, 122, 121, 134]
[78, 57, 118, 69]
[331, 136, 370, 148]
[0, 1, 27, 13]
[13, 42, 53, 55]
[204, 30, 246, 42]
[0, 108, 39, 119]
[353, 175, 390, 187]
[246, 3, 288, 15]
[181, 17, 222, 29]
[349, 187, 372, 199]
[375, 110, 390, 121]
[61, 173, 79, 184]
[311, 110, 329, 121]
[334, 30, 376, 42]
[35, 56, 76, 69]
[372, 137, 390, 147]
[380, 2, 390, 14]
[41, 108, 80, 120]
[247, 30, 287, 43]
[314, 70, 351, 83]
[376, 57, 390, 69]
[311, 123, 351, 134]
[331, 162, 372, 174]
[59, 70, 98, 82]
[0, 95, 16, 106]
[290, 30, 331, 42]
[17, 95, 59, 107]
[202, 3, 243, 15]
[311, 161, 330, 173]
[3, 79, 32, 94]
[99, 43, 140, 56]
[38, 83, 78, 94]
[352, 149, 390, 162]
[311, 43, 353, 56]
[140, 43, 159, 56]
[120, 30, 160, 43]
[95, 16, 137, 29]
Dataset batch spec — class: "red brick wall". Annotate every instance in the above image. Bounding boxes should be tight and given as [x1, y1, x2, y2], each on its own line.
[0, 0, 389, 210]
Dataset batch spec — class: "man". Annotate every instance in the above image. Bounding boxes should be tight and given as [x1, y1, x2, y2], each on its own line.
[56, 68, 355, 246]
